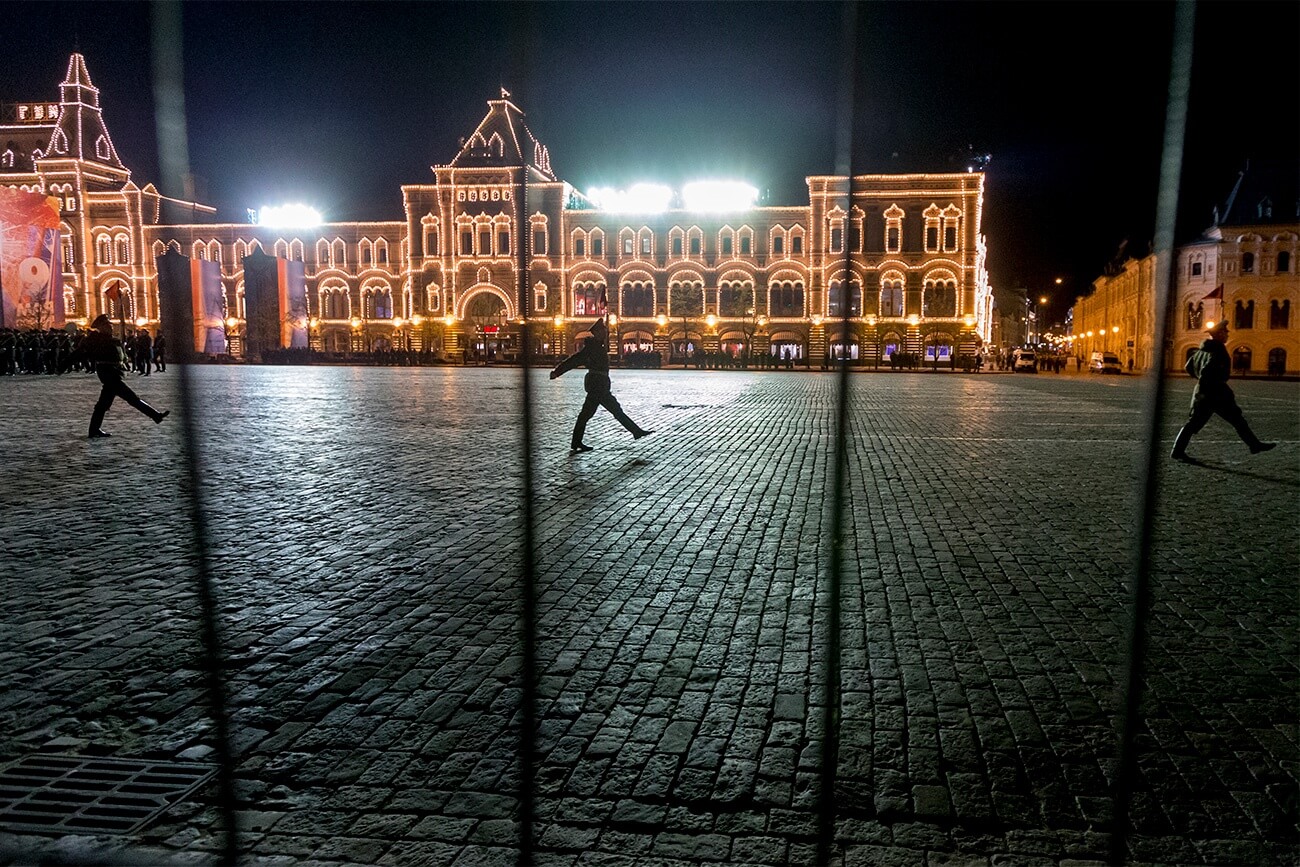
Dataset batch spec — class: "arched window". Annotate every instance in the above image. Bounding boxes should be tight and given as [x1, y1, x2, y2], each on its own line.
[359, 238, 373, 266]
[638, 228, 653, 257]
[789, 225, 805, 255]
[209, 241, 223, 263]
[687, 227, 703, 257]
[621, 281, 655, 317]
[738, 227, 754, 256]
[367, 288, 393, 319]
[719, 226, 735, 257]
[880, 277, 904, 317]
[114, 234, 130, 265]
[668, 279, 703, 317]
[331, 238, 346, 267]
[884, 205, 904, 254]
[289, 240, 304, 262]
[1270, 299, 1291, 329]
[192, 241, 208, 260]
[422, 216, 439, 257]
[530, 214, 548, 256]
[572, 229, 587, 258]
[1233, 299, 1254, 329]
[590, 230, 604, 257]
[922, 280, 957, 318]
[923, 205, 942, 253]
[274, 239, 289, 259]
[719, 280, 755, 317]
[573, 281, 605, 316]
[426, 283, 441, 312]
[95, 236, 111, 265]
[62, 234, 75, 270]
[768, 279, 804, 317]
[942, 206, 961, 252]
[375, 238, 388, 265]
[828, 280, 863, 317]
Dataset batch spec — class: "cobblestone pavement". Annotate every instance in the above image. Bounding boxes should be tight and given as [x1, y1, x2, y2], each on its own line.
[1, 366, 1296, 867]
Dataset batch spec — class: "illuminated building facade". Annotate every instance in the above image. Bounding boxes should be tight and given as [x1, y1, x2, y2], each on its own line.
[1073, 168, 1299, 375]
[3, 54, 993, 363]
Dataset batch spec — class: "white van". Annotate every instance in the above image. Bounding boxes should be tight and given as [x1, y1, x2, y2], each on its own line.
[1012, 349, 1037, 372]
[1089, 351, 1122, 374]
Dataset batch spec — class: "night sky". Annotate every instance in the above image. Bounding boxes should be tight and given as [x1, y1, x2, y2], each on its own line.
[5, 1, 1297, 325]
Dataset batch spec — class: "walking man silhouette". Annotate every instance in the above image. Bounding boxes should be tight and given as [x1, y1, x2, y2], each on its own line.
[1171, 320, 1275, 461]
[76, 314, 170, 438]
[550, 309, 652, 453]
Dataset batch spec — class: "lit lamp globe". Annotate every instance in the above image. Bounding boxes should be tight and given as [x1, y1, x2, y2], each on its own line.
[811, 313, 824, 327]
[656, 313, 668, 328]
[553, 314, 564, 329]
[963, 314, 976, 328]
[350, 317, 362, 330]
[443, 314, 456, 327]
[411, 315, 424, 327]
[225, 317, 239, 329]
[308, 317, 320, 329]
[705, 313, 717, 330]
[608, 313, 619, 327]
[134, 317, 148, 328]
[392, 317, 404, 328]
[1112, 326, 1119, 334]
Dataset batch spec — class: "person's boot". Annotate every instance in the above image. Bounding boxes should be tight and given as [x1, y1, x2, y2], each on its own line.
[88, 429, 111, 438]
[1170, 426, 1194, 461]
[1250, 441, 1277, 454]
[570, 443, 593, 453]
[632, 428, 654, 440]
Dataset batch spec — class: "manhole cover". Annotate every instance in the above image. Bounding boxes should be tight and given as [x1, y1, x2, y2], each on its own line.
[0, 755, 215, 835]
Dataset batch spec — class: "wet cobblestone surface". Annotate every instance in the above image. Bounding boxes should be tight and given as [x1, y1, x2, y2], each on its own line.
[1, 366, 1296, 865]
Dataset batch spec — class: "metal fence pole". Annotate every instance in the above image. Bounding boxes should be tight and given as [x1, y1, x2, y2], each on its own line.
[1111, 3, 1196, 863]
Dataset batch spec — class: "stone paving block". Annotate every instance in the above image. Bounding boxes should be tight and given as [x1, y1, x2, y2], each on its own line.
[1, 369, 1296, 865]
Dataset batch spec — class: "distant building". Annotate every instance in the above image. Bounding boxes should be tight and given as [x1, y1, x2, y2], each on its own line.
[1072, 166, 1299, 375]
[3, 54, 993, 364]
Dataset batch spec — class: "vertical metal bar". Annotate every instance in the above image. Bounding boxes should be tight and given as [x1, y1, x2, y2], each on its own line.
[508, 9, 539, 864]
[817, 2, 862, 862]
[149, 3, 240, 863]
[1111, 3, 1196, 863]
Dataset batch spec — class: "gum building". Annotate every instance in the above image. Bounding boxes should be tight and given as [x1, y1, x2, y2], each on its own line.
[3, 54, 993, 364]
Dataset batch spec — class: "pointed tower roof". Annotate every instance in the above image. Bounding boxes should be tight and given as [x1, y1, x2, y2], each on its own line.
[448, 95, 556, 180]
[44, 53, 126, 171]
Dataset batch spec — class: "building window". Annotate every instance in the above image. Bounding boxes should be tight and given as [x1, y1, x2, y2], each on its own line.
[772, 235, 784, 255]
[925, 226, 939, 252]
[887, 227, 900, 252]
[641, 234, 652, 255]
[574, 283, 604, 315]
[1234, 299, 1254, 329]
[115, 237, 130, 264]
[498, 231, 510, 255]
[1278, 251, 1291, 272]
[740, 235, 751, 255]
[944, 225, 957, 251]
[623, 237, 634, 255]
[791, 234, 803, 255]
[479, 230, 491, 255]
[1186, 302, 1204, 330]
[768, 281, 805, 317]
[830, 228, 843, 254]
[672, 237, 683, 256]
[1270, 299, 1290, 329]
[1191, 261, 1202, 276]
[592, 236, 603, 256]
[849, 225, 861, 252]
[880, 281, 904, 317]
[1232, 346, 1252, 372]
[428, 231, 439, 256]
[722, 236, 733, 256]
[575, 237, 585, 257]
[690, 236, 701, 255]
[622, 283, 655, 317]
[460, 231, 472, 255]
[828, 281, 862, 317]
[1242, 252, 1255, 273]
[533, 229, 546, 255]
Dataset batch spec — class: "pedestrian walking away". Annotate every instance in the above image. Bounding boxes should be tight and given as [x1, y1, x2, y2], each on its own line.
[550, 309, 652, 453]
[70, 315, 170, 438]
[1170, 320, 1275, 462]
[153, 332, 167, 372]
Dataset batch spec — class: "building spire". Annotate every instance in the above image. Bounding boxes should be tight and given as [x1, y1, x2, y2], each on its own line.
[46, 53, 126, 173]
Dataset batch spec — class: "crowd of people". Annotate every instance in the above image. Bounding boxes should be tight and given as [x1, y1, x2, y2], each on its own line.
[0, 326, 166, 376]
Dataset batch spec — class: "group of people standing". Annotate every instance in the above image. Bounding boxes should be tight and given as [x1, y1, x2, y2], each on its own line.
[1, 325, 165, 377]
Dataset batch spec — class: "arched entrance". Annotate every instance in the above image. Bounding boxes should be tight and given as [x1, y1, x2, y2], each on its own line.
[769, 330, 804, 363]
[465, 291, 511, 363]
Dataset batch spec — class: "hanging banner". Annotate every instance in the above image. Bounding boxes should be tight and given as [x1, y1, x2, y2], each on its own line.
[157, 249, 227, 359]
[243, 250, 307, 357]
[0, 187, 64, 330]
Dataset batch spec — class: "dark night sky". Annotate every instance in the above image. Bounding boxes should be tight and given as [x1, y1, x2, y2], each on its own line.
[5, 1, 1297, 325]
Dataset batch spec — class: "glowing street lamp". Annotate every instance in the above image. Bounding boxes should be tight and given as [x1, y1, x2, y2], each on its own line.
[704, 313, 717, 330]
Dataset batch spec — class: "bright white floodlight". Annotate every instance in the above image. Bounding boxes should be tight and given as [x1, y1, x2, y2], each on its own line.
[587, 183, 673, 213]
[257, 204, 322, 228]
[682, 181, 758, 212]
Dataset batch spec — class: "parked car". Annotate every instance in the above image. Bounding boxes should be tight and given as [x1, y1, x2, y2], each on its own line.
[1012, 349, 1037, 372]
[1089, 351, 1123, 374]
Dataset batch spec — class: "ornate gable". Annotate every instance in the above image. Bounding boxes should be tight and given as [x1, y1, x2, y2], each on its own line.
[448, 93, 556, 181]
[45, 53, 126, 173]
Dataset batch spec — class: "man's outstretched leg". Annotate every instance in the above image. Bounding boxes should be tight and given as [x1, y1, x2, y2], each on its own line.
[597, 391, 652, 439]
[571, 394, 599, 452]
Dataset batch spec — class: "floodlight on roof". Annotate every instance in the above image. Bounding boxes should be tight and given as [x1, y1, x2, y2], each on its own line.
[682, 180, 758, 212]
[256, 204, 322, 228]
[587, 184, 673, 213]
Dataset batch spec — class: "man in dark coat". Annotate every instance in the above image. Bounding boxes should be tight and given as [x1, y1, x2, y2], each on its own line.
[550, 313, 652, 453]
[153, 332, 167, 372]
[1171, 321, 1275, 461]
[75, 315, 169, 438]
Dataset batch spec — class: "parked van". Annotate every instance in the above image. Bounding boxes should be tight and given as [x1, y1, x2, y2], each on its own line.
[1012, 348, 1037, 372]
[1089, 351, 1122, 374]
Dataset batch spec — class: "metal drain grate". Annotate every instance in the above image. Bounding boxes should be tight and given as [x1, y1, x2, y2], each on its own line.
[0, 754, 215, 835]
